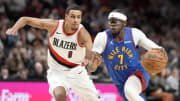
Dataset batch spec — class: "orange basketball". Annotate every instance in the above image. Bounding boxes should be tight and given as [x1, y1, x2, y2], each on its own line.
[142, 49, 168, 74]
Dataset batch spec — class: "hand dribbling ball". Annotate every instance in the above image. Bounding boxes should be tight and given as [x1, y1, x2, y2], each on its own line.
[142, 48, 168, 74]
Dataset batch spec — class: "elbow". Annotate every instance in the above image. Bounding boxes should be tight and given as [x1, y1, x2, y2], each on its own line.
[19, 17, 29, 23]
[20, 17, 27, 21]
[17, 17, 26, 25]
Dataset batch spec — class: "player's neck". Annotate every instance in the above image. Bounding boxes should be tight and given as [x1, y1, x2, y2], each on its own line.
[116, 29, 124, 42]
[64, 22, 76, 34]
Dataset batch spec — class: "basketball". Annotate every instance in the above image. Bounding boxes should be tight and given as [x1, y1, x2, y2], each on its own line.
[142, 49, 168, 74]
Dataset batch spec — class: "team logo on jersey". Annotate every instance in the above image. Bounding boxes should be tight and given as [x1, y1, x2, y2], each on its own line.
[110, 40, 114, 45]
[124, 40, 132, 44]
[53, 38, 77, 50]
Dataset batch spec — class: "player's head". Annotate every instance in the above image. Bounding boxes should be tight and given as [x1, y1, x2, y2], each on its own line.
[65, 4, 82, 31]
[108, 9, 127, 35]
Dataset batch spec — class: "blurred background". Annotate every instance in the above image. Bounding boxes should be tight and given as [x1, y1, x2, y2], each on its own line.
[0, 0, 179, 101]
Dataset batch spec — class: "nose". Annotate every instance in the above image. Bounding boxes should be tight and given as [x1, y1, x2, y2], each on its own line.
[110, 23, 117, 27]
[109, 21, 117, 26]
[74, 18, 78, 23]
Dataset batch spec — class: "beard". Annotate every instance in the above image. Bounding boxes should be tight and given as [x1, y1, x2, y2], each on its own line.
[111, 26, 124, 38]
[111, 30, 121, 38]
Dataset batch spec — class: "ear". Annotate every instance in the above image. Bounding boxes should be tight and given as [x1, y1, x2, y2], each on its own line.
[124, 21, 127, 26]
[65, 14, 68, 20]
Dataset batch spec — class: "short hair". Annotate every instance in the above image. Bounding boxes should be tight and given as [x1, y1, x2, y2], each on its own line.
[65, 4, 82, 14]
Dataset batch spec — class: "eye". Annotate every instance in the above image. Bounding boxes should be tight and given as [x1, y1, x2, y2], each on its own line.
[108, 19, 122, 24]
[109, 20, 117, 24]
[71, 15, 75, 18]
[77, 16, 81, 19]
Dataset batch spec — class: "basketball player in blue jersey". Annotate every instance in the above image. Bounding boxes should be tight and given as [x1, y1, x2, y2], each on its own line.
[88, 9, 167, 101]
[6, 4, 100, 101]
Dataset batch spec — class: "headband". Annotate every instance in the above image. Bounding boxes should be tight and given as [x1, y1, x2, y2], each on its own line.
[108, 12, 127, 21]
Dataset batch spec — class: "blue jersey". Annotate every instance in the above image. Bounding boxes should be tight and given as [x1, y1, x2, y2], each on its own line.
[102, 27, 147, 85]
[102, 27, 149, 101]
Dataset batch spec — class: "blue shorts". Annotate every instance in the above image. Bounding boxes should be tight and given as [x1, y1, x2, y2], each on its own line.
[116, 70, 149, 101]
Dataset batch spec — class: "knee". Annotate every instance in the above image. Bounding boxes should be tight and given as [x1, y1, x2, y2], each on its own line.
[124, 85, 133, 99]
[54, 91, 66, 100]
[53, 87, 66, 101]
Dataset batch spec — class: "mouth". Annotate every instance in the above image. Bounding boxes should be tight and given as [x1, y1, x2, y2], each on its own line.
[110, 25, 116, 28]
[72, 24, 78, 26]
[110, 26, 116, 30]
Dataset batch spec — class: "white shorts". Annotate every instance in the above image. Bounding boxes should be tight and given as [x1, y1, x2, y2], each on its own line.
[47, 65, 99, 101]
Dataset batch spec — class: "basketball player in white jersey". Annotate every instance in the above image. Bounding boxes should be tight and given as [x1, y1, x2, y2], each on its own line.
[6, 4, 100, 101]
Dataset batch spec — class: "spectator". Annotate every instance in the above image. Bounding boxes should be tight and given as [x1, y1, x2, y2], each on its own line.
[0, 67, 10, 80]
[29, 62, 46, 80]
[0, 50, 5, 67]
[7, 47, 22, 75]
[166, 68, 179, 96]
[11, 68, 29, 80]
[146, 73, 175, 101]
[0, 37, 3, 51]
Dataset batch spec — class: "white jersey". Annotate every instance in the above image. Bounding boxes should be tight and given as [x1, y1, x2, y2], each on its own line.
[48, 20, 86, 70]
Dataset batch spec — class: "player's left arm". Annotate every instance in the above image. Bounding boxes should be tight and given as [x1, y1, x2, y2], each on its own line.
[133, 28, 167, 56]
[78, 28, 102, 71]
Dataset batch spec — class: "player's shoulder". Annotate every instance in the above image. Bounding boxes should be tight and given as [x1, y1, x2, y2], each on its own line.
[55, 19, 64, 25]
[130, 27, 145, 36]
[98, 30, 108, 35]
[94, 31, 107, 41]
[79, 25, 87, 34]
[129, 27, 148, 43]
[78, 25, 91, 40]
[96, 31, 107, 37]
[130, 27, 142, 33]
[79, 22, 84, 26]
[59, 19, 63, 21]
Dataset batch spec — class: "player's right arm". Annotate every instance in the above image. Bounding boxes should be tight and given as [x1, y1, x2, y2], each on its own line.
[6, 17, 58, 35]
[86, 32, 107, 72]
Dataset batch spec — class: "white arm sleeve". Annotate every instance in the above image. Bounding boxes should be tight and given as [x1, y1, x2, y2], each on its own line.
[132, 28, 162, 51]
[92, 32, 107, 54]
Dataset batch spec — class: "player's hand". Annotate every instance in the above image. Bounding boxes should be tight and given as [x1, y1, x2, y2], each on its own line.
[88, 53, 102, 69]
[91, 53, 102, 67]
[83, 52, 102, 72]
[152, 48, 167, 58]
[6, 28, 18, 35]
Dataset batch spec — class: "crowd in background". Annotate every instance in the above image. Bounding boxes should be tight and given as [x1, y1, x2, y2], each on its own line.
[0, 0, 179, 100]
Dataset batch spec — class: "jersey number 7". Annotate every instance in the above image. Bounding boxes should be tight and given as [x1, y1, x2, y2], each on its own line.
[118, 54, 123, 64]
